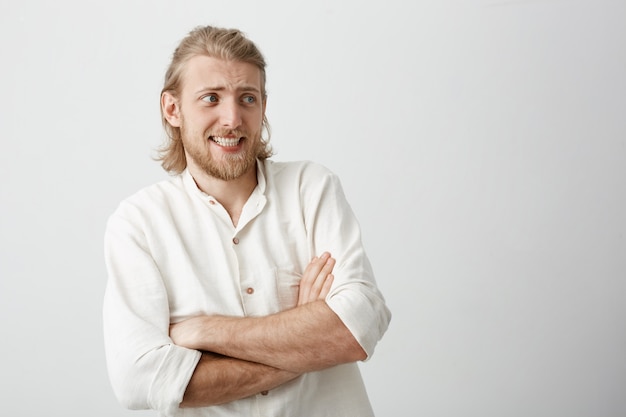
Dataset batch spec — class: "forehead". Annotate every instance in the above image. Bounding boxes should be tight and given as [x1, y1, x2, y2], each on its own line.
[181, 55, 263, 93]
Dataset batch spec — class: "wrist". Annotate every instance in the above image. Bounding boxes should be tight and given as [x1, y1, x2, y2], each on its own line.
[196, 315, 233, 352]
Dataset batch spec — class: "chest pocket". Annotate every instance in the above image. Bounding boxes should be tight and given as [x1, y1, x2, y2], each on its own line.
[240, 267, 301, 316]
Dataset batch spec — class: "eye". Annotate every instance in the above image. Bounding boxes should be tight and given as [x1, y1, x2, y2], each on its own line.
[201, 94, 218, 103]
[242, 95, 256, 104]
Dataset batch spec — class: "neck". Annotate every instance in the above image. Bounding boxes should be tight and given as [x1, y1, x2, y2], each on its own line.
[187, 162, 258, 227]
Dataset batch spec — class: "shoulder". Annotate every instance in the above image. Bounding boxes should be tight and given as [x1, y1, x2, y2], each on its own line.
[263, 159, 338, 183]
[262, 159, 346, 205]
[108, 175, 186, 222]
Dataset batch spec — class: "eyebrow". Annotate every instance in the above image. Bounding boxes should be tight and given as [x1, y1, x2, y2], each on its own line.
[195, 85, 261, 95]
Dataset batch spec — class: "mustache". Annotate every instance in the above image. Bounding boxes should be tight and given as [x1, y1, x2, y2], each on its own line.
[207, 129, 247, 138]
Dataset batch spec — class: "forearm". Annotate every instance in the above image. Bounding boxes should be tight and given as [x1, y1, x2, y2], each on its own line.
[180, 301, 366, 373]
[181, 351, 299, 407]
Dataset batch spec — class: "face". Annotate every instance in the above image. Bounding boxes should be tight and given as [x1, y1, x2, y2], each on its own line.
[163, 55, 266, 181]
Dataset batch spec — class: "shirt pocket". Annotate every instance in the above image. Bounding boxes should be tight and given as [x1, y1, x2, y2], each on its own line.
[275, 268, 302, 311]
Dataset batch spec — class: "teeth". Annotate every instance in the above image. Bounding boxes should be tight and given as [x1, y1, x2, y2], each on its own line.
[212, 136, 241, 147]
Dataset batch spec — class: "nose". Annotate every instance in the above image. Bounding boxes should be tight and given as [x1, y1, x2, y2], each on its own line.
[219, 99, 242, 129]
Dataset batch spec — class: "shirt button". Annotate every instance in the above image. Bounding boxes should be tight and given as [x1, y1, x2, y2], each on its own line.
[232, 237, 239, 244]
[208, 199, 216, 205]
[246, 287, 254, 294]
[260, 390, 269, 396]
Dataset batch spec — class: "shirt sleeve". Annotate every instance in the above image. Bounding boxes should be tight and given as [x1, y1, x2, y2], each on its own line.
[301, 165, 392, 359]
[103, 202, 201, 415]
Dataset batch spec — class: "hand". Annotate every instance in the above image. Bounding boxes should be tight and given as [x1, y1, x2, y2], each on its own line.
[170, 316, 208, 350]
[297, 252, 335, 306]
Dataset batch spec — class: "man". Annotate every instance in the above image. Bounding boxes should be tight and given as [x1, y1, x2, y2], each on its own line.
[103, 25, 391, 417]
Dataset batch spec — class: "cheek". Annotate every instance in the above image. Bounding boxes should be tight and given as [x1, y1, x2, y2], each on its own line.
[247, 111, 264, 129]
[184, 113, 215, 133]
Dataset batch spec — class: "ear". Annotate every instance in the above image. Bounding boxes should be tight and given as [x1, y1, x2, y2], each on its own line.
[161, 91, 181, 127]
[262, 96, 267, 117]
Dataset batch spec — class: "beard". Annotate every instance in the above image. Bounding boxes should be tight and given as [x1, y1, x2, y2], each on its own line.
[180, 118, 264, 181]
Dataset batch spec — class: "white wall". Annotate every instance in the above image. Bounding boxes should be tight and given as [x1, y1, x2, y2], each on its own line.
[1, 0, 625, 416]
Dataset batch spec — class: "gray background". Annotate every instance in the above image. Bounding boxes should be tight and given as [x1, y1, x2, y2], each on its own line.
[1, 0, 625, 416]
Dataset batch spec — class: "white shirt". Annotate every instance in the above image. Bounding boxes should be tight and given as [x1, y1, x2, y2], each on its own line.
[103, 159, 391, 417]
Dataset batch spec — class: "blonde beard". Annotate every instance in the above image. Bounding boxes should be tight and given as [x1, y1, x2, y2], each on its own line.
[180, 121, 264, 181]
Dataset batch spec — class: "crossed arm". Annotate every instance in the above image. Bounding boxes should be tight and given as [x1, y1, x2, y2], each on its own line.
[169, 252, 367, 407]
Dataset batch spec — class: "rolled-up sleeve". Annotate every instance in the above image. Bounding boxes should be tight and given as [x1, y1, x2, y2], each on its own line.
[103, 203, 201, 415]
[302, 167, 392, 359]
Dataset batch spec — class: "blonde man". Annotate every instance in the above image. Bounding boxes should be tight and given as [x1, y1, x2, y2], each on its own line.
[103, 25, 391, 417]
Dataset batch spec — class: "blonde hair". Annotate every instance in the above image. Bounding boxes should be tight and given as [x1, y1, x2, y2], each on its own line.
[156, 25, 273, 174]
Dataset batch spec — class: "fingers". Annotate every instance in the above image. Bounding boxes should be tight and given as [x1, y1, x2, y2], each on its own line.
[310, 256, 334, 299]
[297, 257, 316, 304]
[297, 252, 335, 306]
[321, 273, 334, 296]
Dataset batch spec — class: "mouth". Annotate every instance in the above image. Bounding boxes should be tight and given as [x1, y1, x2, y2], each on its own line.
[209, 136, 244, 147]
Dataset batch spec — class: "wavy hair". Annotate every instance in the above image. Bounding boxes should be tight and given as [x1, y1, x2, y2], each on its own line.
[156, 26, 273, 174]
